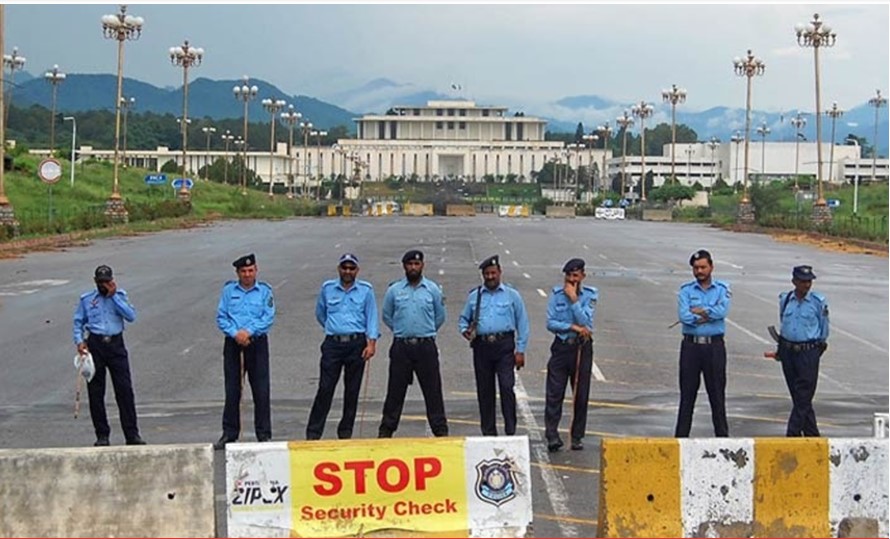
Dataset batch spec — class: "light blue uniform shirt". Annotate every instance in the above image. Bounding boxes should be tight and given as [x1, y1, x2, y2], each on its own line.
[779, 290, 829, 342]
[458, 283, 530, 353]
[677, 279, 731, 337]
[546, 285, 597, 341]
[382, 277, 445, 338]
[315, 279, 380, 339]
[216, 280, 276, 338]
[72, 289, 137, 344]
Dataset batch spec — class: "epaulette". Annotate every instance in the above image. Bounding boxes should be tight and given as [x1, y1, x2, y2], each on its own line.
[680, 280, 697, 289]
[256, 281, 273, 292]
[356, 279, 374, 289]
[321, 278, 339, 289]
[810, 291, 827, 304]
[551, 285, 563, 294]
[80, 290, 95, 300]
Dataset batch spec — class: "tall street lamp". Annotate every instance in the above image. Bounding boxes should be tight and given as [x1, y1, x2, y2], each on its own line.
[756, 121, 771, 183]
[201, 125, 216, 181]
[582, 133, 596, 197]
[101, 5, 143, 221]
[615, 110, 634, 200]
[261, 98, 286, 198]
[0, 5, 17, 231]
[233, 76, 258, 195]
[44, 64, 66, 154]
[845, 136, 861, 215]
[706, 137, 720, 184]
[597, 123, 613, 197]
[2, 45, 25, 133]
[730, 131, 743, 191]
[120, 96, 135, 166]
[221, 130, 235, 185]
[299, 120, 313, 198]
[170, 40, 203, 201]
[661, 84, 687, 184]
[311, 128, 327, 201]
[789, 113, 807, 191]
[825, 102, 844, 184]
[63, 116, 76, 186]
[631, 101, 654, 202]
[733, 49, 765, 207]
[796, 12, 836, 218]
[867, 89, 886, 182]
[280, 105, 302, 199]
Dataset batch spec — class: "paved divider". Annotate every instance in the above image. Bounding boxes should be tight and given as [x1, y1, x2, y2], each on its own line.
[598, 438, 889, 538]
[545, 205, 576, 218]
[0, 444, 215, 537]
[326, 205, 351, 217]
[446, 204, 476, 216]
[642, 208, 673, 221]
[403, 203, 434, 216]
[225, 436, 532, 537]
[498, 205, 529, 218]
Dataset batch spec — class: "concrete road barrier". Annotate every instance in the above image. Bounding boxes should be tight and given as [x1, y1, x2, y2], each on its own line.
[446, 204, 476, 216]
[365, 202, 394, 216]
[403, 203, 434, 216]
[642, 209, 672, 221]
[598, 438, 889, 538]
[497, 205, 529, 218]
[545, 205, 576, 218]
[0, 444, 215, 537]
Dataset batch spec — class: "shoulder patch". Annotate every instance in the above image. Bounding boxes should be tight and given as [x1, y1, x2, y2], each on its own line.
[551, 285, 563, 294]
[680, 280, 696, 289]
[80, 290, 94, 300]
[356, 279, 373, 289]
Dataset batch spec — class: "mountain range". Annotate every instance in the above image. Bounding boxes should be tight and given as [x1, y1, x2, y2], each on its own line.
[10, 73, 888, 155]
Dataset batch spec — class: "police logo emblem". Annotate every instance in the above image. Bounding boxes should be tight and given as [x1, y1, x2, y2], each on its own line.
[474, 459, 517, 507]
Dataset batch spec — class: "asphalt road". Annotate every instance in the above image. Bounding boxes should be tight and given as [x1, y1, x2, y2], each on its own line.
[1, 216, 887, 537]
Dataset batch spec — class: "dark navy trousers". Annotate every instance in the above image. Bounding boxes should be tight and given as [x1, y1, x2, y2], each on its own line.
[222, 335, 271, 441]
[544, 338, 593, 444]
[86, 333, 140, 441]
[306, 336, 367, 440]
[781, 347, 821, 437]
[674, 339, 729, 437]
[472, 337, 517, 436]
[379, 339, 448, 437]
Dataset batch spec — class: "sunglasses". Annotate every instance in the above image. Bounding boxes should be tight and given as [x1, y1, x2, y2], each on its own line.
[340, 265, 358, 271]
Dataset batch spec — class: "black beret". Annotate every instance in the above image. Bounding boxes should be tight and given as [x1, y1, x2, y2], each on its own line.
[94, 265, 113, 282]
[402, 249, 424, 263]
[562, 258, 585, 273]
[233, 254, 256, 268]
[792, 265, 816, 281]
[479, 255, 500, 271]
[689, 249, 712, 266]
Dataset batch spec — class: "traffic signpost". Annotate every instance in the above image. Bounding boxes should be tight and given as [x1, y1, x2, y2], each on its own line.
[38, 158, 63, 226]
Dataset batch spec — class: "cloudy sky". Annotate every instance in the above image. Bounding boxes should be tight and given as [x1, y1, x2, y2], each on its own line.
[5, 3, 888, 115]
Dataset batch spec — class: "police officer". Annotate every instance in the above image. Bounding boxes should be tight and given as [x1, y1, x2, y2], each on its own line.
[306, 253, 380, 440]
[675, 249, 731, 438]
[777, 265, 829, 437]
[72, 265, 145, 446]
[214, 254, 276, 450]
[459, 255, 529, 436]
[544, 258, 597, 452]
[378, 249, 448, 438]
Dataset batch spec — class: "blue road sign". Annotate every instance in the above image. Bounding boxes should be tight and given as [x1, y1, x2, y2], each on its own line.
[144, 174, 167, 185]
[171, 178, 194, 190]
[827, 198, 841, 208]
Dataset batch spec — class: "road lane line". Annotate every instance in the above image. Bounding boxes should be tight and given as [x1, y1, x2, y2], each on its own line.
[537, 288, 548, 298]
[512, 260, 520, 267]
[591, 361, 606, 382]
[583, 245, 590, 250]
[515, 375, 577, 537]
[438, 269, 444, 276]
[273, 279, 288, 289]
[532, 462, 600, 475]
[534, 513, 599, 527]
[523, 273, 531, 279]
[505, 249, 511, 255]
[726, 317, 771, 344]
[598, 253, 607, 260]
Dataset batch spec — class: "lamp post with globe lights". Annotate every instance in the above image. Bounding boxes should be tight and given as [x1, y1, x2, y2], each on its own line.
[825, 102, 844, 185]
[2, 45, 25, 132]
[280, 105, 302, 199]
[299, 120, 313, 198]
[101, 5, 143, 221]
[733, 49, 765, 216]
[221, 130, 235, 185]
[730, 131, 743, 192]
[789, 113, 807, 191]
[661, 84, 687, 184]
[119, 96, 135, 166]
[233, 76, 258, 195]
[233, 136, 245, 189]
[169, 40, 203, 201]
[615, 110, 634, 201]
[44, 64, 66, 154]
[597, 123, 613, 197]
[867, 89, 886, 182]
[706, 137, 720, 183]
[631, 101, 654, 202]
[261, 98, 287, 198]
[201, 125, 216, 181]
[0, 5, 19, 231]
[310, 129, 327, 200]
[795, 12, 836, 221]
[582, 133, 597, 197]
[756, 121, 771, 184]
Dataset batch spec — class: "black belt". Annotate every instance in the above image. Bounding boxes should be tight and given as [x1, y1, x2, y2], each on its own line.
[394, 336, 435, 345]
[88, 333, 122, 344]
[782, 340, 822, 352]
[475, 331, 514, 344]
[555, 336, 590, 346]
[326, 333, 365, 343]
[683, 334, 724, 344]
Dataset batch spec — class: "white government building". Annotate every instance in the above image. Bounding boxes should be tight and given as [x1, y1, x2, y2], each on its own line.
[41, 99, 889, 196]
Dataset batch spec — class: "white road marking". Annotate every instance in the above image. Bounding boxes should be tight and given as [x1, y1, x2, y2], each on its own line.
[598, 253, 608, 260]
[537, 288, 548, 298]
[273, 279, 288, 289]
[334, 243, 341, 249]
[591, 361, 606, 382]
[438, 269, 445, 276]
[2, 279, 70, 288]
[0, 290, 38, 296]
[727, 262, 744, 269]
[726, 318, 771, 345]
[505, 249, 511, 255]
[515, 376, 577, 537]
[441, 246, 447, 252]
[439, 257, 445, 264]
[498, 241, 503, 246]
[523, 273, 532, 279]
[640, 275, 660, 286]
[512, 260, 520, 267]
[832, 326, 889, 353]
[180, 346, 193, 356]
[583, 245, 590, 250]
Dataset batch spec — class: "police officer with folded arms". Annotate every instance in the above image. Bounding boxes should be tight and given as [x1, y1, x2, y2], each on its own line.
[675, 249, 731, 438]
[378, 249, 448, 438]
[72, 265, 145, 446]
[459, 255, 529, 436]
[214, 254, 276, 449]
[776, 265, 829, 437]
[544, 258, 597, 452]
[306, 253, 380, 440]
